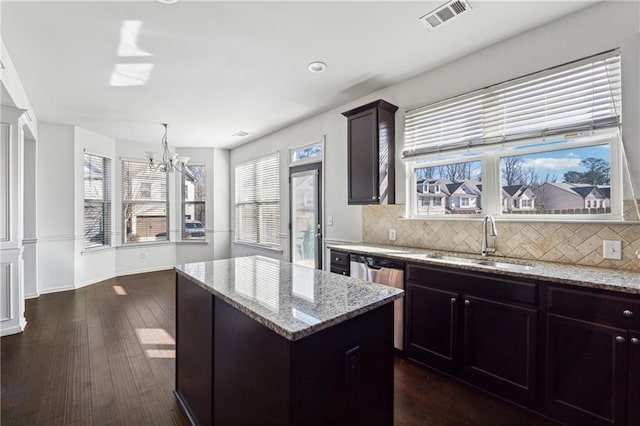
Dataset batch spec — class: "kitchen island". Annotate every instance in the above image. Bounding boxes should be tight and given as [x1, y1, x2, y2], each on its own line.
[174, 256, 404, 426]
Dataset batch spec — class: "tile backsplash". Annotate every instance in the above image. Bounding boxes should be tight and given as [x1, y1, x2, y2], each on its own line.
[363, 204, 640, 271]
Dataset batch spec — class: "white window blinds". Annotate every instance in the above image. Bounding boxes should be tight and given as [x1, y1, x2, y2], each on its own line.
[84, 153, 111, 248]
[121, 159, 169, 244]
[403, 50, 621, 159]
[181, 164, 206, 240]
[235, 152, 280, 247]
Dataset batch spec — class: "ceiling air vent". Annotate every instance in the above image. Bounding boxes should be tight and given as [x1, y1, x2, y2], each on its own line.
[420, 0, 471, 30]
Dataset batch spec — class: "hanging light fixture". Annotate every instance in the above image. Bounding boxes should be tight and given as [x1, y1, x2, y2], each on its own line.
[145, 123, 189, 173]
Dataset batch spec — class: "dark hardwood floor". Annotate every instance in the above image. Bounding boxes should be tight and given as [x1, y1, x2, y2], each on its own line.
[1, 270, 557, 425]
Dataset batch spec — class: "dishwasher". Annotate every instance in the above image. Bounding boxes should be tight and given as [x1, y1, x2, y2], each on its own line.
[350, 255, 405, 350]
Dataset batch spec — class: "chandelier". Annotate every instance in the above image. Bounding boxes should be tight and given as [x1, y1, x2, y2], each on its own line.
[145, 123, 189, 173]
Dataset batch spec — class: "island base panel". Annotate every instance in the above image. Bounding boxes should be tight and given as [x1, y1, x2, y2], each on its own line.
[214, 300, 394, 426]
[175, 274, 213, 426]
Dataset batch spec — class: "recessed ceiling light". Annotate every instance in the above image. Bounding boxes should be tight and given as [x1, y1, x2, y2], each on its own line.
[232, 131, 249, 137]
[157, 0, 178, 4]
[308, 61, 327, 73]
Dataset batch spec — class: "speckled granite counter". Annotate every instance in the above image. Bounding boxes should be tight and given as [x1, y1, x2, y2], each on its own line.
[175, 255, 403, 341]
[328, 243, 640, 295]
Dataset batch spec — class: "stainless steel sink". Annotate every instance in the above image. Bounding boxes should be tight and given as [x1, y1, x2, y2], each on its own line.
[421, 253, 533, 271]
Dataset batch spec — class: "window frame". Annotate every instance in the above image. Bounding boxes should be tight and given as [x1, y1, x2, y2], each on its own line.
[181, 163, 206, 242]
[83, 151, 112, 249]
[121, 158, 170, 245]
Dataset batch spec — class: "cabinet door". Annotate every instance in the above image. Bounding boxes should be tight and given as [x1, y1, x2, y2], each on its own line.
[462, 295, 538, 408]
[404, 283, 459, 373]
[630, 330, 640, 426]
[546, 314, 628, 425]
[347, 109, 378, 204]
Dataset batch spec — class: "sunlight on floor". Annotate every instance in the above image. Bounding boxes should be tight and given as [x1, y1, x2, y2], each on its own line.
[112, 285, 127, 295]
[135, 328, 175, 345]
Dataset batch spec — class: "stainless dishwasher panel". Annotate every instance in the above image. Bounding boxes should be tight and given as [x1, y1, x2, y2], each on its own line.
[350, 255, 405, 350]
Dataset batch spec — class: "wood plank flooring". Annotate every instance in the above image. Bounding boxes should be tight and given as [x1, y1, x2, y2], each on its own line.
[1, 270, 556, 425]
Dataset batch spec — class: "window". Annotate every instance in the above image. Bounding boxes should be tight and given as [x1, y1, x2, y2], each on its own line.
[290, 142, 322, 164]
[404, 50, 621, 220]
[499, 142, 612, 215]
[412, 157, 483, 216]
[84, 153, 111, 248]
[121, 159, 169, 243]
[235, 152, 280, 247]
[182, 164, 206, 240]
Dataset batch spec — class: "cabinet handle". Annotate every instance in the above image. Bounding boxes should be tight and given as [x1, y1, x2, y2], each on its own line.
[623, 309, 633, 317]
[615, 335, 626, 343]
[451, 297, 456, 304]
[464, 299, 470, 306]
[371, 196, 376, 200]
[631, 337, 640, 345]
[342, 272, 347, 276]
[335, 257, 339, 261]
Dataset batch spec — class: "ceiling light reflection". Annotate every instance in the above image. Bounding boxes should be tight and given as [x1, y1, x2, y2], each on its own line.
[117, 20, 152, 57]
[110, 63, 153, 87]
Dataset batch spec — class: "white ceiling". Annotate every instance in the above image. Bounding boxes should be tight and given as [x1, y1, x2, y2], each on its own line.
[1, 0, 597, 149]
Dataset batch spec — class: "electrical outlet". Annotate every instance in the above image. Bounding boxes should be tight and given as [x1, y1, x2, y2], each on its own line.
[140, 251, 147, 259]
[344, 346, 360, 382]
[328, 215, 334, 226]
[635, 249, 640, 260]
[602, 240, 622, 260]
[388, 229, 397, 241]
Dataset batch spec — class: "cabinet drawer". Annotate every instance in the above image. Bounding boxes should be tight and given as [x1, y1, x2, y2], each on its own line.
[547, 286, 640, 328]
[330, 265, 350, 276]
[330, 251, 349, 267]
[407, 264, 537, 306]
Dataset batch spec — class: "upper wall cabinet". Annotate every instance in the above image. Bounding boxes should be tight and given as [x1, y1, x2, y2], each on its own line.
[342, 100, 398, 205]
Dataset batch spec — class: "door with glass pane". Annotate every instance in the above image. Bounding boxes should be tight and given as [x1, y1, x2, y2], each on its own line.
[290, 163, 322, 269]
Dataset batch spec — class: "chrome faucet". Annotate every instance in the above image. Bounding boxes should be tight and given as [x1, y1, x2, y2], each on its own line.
[481, 215, 498, 257]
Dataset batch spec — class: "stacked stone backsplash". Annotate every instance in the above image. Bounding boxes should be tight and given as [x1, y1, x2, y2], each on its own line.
[362, 204, 640, 272]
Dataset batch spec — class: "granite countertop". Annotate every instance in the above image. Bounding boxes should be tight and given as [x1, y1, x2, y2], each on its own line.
[328, 243, 640, 295]
[175, 256, 404, 341]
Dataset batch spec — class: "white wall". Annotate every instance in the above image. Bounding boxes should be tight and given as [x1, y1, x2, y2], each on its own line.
[37, 122, 75, 293]
[23, 138, 38, 298]
[229, 1, 640, 267]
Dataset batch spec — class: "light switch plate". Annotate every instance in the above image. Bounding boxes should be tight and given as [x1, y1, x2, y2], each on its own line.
[389, 229, 397, 241]
[603, 240, 622, 260]
[328, 215, 334, 226]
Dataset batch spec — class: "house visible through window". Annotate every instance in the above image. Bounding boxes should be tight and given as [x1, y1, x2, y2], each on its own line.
[121, 159, 169, 243]
[404, 50, 621, 220]
[235, 152, 280, 247]
[84, 153, 111, 248]
[182, 164, 206, 240]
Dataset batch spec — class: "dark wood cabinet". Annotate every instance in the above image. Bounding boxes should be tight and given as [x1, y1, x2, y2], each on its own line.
[546, 313, 628, 425]
[404, 283, 458, 373]
[330, 250, 350, 276]
[462, 295, 538, 407]
[545, 285, 640, 425]
[342, 99, 398, 205]
[404, 264, 539, 408]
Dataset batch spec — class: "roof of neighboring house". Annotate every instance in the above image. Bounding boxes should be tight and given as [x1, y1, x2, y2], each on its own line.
[503, 185, 525, 197]
[538, 182, 611, 199]
[417, 179, 483, 197]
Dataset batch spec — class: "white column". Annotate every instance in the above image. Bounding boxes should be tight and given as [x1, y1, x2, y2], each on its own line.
[0, 105, 27, 336]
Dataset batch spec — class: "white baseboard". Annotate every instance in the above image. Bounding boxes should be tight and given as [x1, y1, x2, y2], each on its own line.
[74, 274, 117, 290]
[38, 283, 76, 295]
[24, 292, 40, 299]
